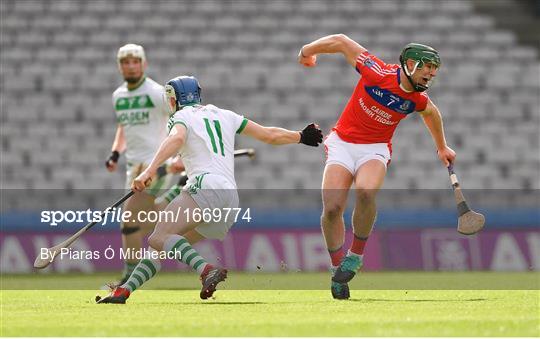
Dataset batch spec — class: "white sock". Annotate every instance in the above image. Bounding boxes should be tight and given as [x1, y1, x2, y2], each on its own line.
[347, 249, 363, 259]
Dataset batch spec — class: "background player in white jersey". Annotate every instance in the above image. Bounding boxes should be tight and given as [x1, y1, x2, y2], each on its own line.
[97, 75, 323, 303]
[105, 44, 183, 284]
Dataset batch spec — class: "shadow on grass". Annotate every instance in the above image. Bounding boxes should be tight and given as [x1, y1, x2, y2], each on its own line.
[145, 301, 267, 305]
[347, 298, 488, 302]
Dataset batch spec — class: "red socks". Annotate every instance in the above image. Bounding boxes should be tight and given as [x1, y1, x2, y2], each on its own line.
[350, 234, 368, 256]
[329, 235, 368, 266]
[328, 246, 344, 267]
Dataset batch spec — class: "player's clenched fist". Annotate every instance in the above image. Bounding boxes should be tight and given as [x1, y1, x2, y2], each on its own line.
[298, 47, 317, 67]
[105, 151, 120, 172]
[299, 123, 323, 147]
[437, 146, 456, 167]
[132, 170, 153, 192]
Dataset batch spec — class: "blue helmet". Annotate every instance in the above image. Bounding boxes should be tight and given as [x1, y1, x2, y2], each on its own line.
[165, 75, 202, 111]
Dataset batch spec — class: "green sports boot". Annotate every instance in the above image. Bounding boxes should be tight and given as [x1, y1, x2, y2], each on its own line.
[330, 267, 350, 300]
[332, 254, 363, 284]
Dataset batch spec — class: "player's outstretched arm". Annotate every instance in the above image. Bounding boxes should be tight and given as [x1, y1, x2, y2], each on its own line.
[241, 120, 323, 147]
[298, 34, 367, 68]
[106, 125, 126, 172]
[419, 99, 456, 167]
[132, 125, 186, 191]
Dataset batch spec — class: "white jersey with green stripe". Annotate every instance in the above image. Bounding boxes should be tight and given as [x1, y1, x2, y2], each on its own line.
[168, 104, 248, 187]
[112, 77, 169, 164]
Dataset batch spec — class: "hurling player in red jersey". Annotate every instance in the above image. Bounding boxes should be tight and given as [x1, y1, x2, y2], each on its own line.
[298, 34, 456, 299]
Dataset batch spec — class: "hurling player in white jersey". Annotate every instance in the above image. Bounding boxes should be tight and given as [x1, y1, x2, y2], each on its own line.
[105, 44, 183, 284]
[96, 76, 323, 303]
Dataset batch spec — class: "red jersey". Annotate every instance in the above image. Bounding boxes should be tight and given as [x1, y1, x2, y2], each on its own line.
[333, 51, 429, 144]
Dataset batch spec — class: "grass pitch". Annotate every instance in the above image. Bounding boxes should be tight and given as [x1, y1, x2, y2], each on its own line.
[1, 272, 538, 337]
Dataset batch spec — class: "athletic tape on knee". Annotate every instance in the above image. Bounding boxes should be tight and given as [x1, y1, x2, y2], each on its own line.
[121, 226, 141, 235]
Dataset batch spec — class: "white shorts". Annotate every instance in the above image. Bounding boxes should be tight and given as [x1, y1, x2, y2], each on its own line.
[324, 131, 391, 175]
[183, 172, 239, 240]
[125, 161, 176, 197]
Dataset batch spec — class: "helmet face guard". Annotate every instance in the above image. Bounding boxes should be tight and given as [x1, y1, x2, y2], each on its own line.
[165, 76, 202, 112]
[399, 43, 441, 92]
[164, 85, 177, 116]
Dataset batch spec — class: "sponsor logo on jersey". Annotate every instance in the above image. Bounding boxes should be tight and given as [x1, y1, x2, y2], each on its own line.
[358, 97, 398, 126]
[117, 111, 150, 126]
[115, 95, 155, 111]
[365, 86, 416, 114]
[115, 94, 155, 126]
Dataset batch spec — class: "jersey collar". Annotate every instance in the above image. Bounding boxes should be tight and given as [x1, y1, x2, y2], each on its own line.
[127, 76, 146, 92]
[396, 69, 413, 93]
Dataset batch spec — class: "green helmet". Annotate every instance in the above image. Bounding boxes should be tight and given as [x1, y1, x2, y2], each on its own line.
[399, 43, 441, 92]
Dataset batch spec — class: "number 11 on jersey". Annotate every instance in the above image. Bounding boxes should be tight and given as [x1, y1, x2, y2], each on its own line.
[203, 118, 225, 156]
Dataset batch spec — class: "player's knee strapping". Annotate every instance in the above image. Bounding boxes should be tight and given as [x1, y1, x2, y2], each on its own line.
[121, 226, 141, 235]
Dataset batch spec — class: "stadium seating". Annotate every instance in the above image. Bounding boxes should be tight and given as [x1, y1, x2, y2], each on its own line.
[1, 0, 538, 209]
